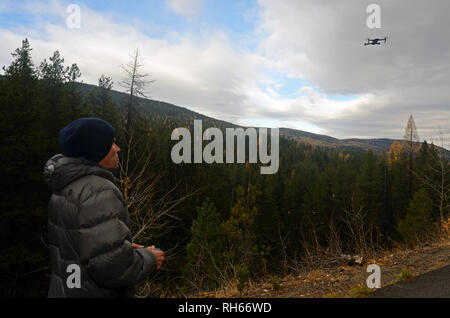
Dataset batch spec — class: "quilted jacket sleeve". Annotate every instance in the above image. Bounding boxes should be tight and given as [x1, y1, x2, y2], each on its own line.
[78, 186, 157, 289]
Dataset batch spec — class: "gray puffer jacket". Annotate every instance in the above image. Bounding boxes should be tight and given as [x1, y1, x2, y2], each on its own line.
[43, 154, 156, 298]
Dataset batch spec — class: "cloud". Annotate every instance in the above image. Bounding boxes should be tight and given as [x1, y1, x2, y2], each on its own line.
[255, 0, 450, 142]
[0, 1, 266, 122]
[165, 0, 203, 18]
[0, 0, 448, 146]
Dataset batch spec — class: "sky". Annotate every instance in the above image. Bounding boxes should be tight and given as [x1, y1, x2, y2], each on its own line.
[1, 0, 449, 147]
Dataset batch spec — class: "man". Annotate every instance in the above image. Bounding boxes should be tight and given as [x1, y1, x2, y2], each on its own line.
[44, 117, 165, 297]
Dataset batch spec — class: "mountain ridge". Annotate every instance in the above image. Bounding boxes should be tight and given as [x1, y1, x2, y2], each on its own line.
[74, 81, 450, 157]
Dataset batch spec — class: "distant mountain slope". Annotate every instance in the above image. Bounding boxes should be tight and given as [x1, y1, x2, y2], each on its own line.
[75, 81, 239, 130]
[76, 81, 449, 157]
[279, 128, 401, 153]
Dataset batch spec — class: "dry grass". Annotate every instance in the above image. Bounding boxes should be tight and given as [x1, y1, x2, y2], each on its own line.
[190, 235, 450, 298]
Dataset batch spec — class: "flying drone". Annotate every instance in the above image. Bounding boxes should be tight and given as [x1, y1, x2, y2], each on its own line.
[364, 37, 388, 46]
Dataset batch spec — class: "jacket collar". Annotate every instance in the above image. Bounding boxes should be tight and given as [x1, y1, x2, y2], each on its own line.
[44, 154, 116, 191]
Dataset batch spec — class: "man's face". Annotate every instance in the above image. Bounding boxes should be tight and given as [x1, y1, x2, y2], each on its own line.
[98, 142, 120, 169]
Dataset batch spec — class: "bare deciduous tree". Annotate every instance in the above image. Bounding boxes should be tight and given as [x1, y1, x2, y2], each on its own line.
[117, 50, 196, 297]
[342, 196, 375, 258]
[415, 129, 450, 233]
[119, 48, 154, 159]
[117, 134, 194, 298]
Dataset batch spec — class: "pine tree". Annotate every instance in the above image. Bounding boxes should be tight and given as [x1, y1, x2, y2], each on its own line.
[64, 63, 83, 116]
[185, 198, 227, 291]
[39, 50, 73, 135]
[0, 39, 52, 297]
[86, 74, 120, 127]
[397, 189, 434, 247]
[39, 50, 69, 86]
[225, 184, 260, 274]
[2, 38, 36, 81]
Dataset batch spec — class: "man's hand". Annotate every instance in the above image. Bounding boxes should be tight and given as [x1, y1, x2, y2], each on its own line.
[147, 245, 165, 270]
[132, 243, 144, 248]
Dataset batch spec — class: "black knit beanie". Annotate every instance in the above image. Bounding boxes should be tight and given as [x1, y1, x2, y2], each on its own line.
[58, 118, 116, 163]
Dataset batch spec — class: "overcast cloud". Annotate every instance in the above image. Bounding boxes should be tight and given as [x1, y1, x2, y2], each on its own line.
[0, 0, 448, 147]
[256, 0, 450, 145]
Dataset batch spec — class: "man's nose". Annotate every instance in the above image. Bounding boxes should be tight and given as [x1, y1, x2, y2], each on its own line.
[114, 143, 120, 152]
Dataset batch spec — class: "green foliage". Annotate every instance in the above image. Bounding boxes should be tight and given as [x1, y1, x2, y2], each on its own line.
[236, 265, 249, 294]
[225, 185, 260, 273]
[185, 198, 227, 291]
[397, 269, 414, 282]
[397, 189, 435, 247]
[39, 50, 69, 85]
[268, 275, 282, 291]
[67, 63, 81, 83]
[2, 38, 36, 80]
[350, 283, 371, 298]
[85, 74, 120, 128]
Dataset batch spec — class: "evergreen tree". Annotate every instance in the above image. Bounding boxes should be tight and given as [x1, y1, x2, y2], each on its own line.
[86, 74, 120, 128]
[64, 63, 83, 116]
[2, 38, 36, 81]
[0, 39, 51, 297]
[254, 176, 281, 275]
[39, 50, 69, 85]
[225, 184, 260, 276]
[354, 151, 383, 231]
[39, 50, 75, 135]
[397, 189, 434, 247]
[185, 198, 227, 291]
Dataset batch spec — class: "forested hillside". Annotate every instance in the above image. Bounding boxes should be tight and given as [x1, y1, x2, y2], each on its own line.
[74, 81, 450, 158]
[1, 39, 448, 297]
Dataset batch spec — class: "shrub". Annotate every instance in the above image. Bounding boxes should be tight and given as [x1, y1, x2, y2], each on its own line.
[349, 283, 371, 298]
[397, 269, 413, 282]
[236, 265, 249, 294]
[268, 275, 282, 291]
